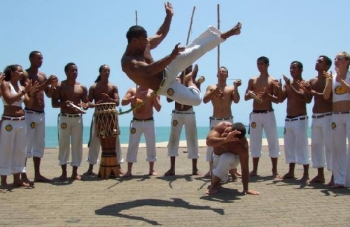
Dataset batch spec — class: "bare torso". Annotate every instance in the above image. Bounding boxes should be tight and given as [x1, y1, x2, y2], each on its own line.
[309, 77, 332, 113]
[132, 87, 157, 119]
[25, 70, 46, 111]
[57, 80, 86, 114]
[249, 76, 276, 111]
[285, 81, 308, 116]
[207, 84, 234, 118]
[121, 54, 163, 91]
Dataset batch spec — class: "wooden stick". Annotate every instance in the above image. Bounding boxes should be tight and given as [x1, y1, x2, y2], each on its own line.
[186, 7, 196, 46]
[181, 6, 196, 109]
[217, 4, 220, 70]
[135, 10, 138, 25]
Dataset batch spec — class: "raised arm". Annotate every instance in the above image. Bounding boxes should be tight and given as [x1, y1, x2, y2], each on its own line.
[121, 88, 136, 106]
[148, 2, 174, 49]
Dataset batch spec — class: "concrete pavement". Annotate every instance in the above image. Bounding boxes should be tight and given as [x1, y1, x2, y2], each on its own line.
[0, 145, 349, 226]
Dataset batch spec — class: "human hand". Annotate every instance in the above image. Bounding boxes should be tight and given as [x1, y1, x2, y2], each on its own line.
[248, 90, 262, 104]
[170, 43, 185, 59]
[222, 130, 241, 142]
[233, 79, 242, 87]
[282, 75, 291, 86]
[297, 80, 312, 94]
[48, 75, 58, 87]
[164, 2, 174, 16]
[323, 71, 333, 85]
[28, 81, 39, 96]
[101, 93, 111, 102]
[243, 189, 260, 195]
[271, 79, 281, 89]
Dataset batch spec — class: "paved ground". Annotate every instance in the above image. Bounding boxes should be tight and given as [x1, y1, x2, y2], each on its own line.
[0, 145, 349, 227]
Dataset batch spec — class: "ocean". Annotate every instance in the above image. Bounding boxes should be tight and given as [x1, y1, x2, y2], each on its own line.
[45, 126, 311, 148]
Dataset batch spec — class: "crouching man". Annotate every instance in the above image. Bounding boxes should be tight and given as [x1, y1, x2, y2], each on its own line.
[206, 121, 259, 195]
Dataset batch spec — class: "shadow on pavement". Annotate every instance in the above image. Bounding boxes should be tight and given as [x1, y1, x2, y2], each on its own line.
[95, 198, 224, 225]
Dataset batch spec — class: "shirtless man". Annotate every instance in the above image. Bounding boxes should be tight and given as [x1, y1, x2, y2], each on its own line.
[206, 121, 259, 195]
[121, 85, 161, 177]
[244, 56, 280, 178]
[279, 61, 312, 183]
[203, 66, 241, 178]
[52, 62, 88, 181]
[121, 2, 242, 106]
[20, 51, 58, 184]
[299, 55, 333, 184]
[323, 51, 350, 188]
[164, 64, 202, 176]
[84, 64, 124, 176]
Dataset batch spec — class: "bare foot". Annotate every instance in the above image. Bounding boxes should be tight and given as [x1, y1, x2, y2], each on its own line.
[123, 171, 132, 177]
[330, 183, 344, 189]
[300, 176, 310, 183]
[13, 181, 30, 188]
[249, 170, 258, 177]
[310, 175, 325, 184]
[21, 173, 33, 185]
[273, 174, 283, 180]
[119, 169, 125, 175]
[232, 22, 242, 35]
[164, 169, 175, 176]
[149, 171, 158, 176]
[0, 183, 9, 190]
[192, 169, 201, 176]
[34, 175, 52, 183]
[282, 172, 295, 179]
[327, 179, 334, 186]
[83, 170, 94, 176]
[203, 171, 211, 178]
[205, 186, 218, 195]
[71, 174, 81, 180]
[59, 174, 67, 181]
[221, 22, 242, 39]
[235, 171, 242, 177]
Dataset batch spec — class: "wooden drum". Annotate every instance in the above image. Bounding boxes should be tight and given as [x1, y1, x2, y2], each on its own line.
[94, 103, 120, 178]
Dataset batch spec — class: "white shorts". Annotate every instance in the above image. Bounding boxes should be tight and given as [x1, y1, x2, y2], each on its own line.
[58, 114, 83, 166]
[311, 113, 332, 170]
[284, 116, 310, 165]
[167, 108, 199, 159]
[157, 26, 224, 106]
[206, 116, 233, 162]
[25, 110, 45, 158]
[249, 110, 280, 158]
[126, 118, 157, 163]
[0, 118, 27, 175]
[212, 153, 239, 180]
[87, 118, 123, 165]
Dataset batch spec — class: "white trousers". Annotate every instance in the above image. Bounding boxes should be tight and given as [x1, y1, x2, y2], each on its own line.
[87, 118, 123, 165]
[25, 111, 45, 158]
[284, 116, 310, 165]
[311, 113, 332, 170]
[331, 113, 350, 186]
[249, 110, 280, 158]
[157, 26, 224, 106]
[212, 153, 239, 180]
[167, 108, 199, 159]
[58, 114, 83, 166]
[0, 119, 26, 175]
[206, 117, 233, 162]
[126, 119, 157, 163]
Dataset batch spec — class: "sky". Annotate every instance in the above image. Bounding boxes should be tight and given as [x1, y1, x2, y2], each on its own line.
[1, 0, 350, 127]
